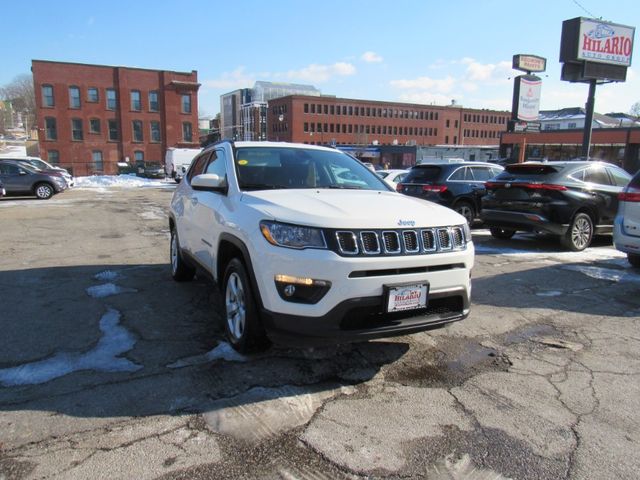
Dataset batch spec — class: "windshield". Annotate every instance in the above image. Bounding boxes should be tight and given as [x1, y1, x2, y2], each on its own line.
[234, 147, 390, 191]
[26, 159, 50, 170]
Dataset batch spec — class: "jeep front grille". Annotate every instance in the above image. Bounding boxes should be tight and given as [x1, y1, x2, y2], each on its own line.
[332, 226, 467, 257]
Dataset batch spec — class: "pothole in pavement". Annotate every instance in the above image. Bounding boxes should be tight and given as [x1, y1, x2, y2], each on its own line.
[503, 324, 584, 352]
[384, 338, 512, 388]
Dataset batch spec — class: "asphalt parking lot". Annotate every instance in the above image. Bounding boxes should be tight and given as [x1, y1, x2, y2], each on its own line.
[1, 186, 639, 480]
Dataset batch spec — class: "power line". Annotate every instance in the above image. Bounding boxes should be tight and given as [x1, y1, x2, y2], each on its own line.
[571, 0, 600, 19]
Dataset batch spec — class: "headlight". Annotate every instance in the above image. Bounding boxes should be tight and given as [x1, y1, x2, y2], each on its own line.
[260, 221, 326, 249]
[462, 222, 472, 243]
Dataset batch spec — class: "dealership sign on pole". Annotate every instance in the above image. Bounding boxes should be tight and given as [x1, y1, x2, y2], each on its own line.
[560, 17, 635, 157]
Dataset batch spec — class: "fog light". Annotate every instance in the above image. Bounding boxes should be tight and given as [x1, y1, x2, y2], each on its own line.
[274, 275, 331, 304]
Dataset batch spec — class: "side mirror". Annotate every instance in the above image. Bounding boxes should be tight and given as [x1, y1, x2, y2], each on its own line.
[191, 173, 227, 193]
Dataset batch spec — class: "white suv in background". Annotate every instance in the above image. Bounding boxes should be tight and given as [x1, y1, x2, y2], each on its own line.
[169, 141, 474, 352]
[614, 170, 640, 267]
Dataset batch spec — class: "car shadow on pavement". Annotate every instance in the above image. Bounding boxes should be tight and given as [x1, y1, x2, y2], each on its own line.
[0, 264, 409, 422]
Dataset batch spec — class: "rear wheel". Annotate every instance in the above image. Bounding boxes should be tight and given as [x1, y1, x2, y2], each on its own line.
[34, 183, 54, 200]
[489, 227, 516, 239]
[223, 258, 267, 353]
[562, 212, 593, 251]
[628, 253, 640, 268]
[454, 201, 475, 225]
[170, 227, 195, 281]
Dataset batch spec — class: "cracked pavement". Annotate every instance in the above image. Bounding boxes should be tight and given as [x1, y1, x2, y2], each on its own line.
[1, 188, 639, 479]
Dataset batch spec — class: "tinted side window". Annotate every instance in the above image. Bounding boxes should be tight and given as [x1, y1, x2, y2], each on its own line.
[0, 164, 21, 175]
[448, 167, 466, 181]
[187, 152, 210, 182]
[471, 167, 494, 181]
[584, 166, 612, 186]
[606, 167, 631, 187]
[204, 149, 228, 181]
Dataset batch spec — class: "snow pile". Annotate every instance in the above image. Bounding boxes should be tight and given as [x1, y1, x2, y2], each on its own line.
[94, 270, 121, 282]
[75, 174, 173, 189]
[0, 309, 141, 386]
[168, 342, 247, 368]
[86, 282, 137, 298]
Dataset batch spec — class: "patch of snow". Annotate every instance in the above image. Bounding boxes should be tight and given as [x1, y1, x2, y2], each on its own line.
[561, 264, 640, 283]
[138, 210, 164, 220]
[94, 270, 120, 282]
[536, 291, 564, 297]
[475, 243, 626, 263]
[0, 309, 141, 387]
[167, 342, 247, 369]
[75, 174, 175, 189]
[86, 282, 137, 298]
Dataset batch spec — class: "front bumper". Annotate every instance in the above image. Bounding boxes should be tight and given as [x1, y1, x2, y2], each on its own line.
[262, 287, 469, 346]
[481, 209, 568, 235]
[247, 230, 473, 343]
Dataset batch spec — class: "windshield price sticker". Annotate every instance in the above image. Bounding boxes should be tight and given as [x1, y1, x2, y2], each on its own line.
[386, 283, 429, 312]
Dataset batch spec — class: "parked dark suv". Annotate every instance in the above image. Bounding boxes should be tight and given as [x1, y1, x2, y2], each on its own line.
[396, 162, 504, 223]
[0, 159, 68, 200]
[481, 161, 631, 251]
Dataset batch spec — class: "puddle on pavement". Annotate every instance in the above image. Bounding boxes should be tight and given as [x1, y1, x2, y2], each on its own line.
[385, 339, 511, 388]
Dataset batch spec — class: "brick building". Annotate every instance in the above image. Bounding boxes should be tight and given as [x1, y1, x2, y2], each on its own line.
[32, 60, 200, 175]
[266, 95, 510, 148]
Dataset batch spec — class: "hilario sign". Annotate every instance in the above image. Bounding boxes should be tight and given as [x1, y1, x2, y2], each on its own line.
[561, 17, 635, 67]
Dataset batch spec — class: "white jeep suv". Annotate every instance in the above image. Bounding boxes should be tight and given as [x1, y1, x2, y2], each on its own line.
[169, 141, 474, 352]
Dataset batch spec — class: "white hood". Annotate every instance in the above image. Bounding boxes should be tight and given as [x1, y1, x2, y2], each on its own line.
[240, 189, 466, 229]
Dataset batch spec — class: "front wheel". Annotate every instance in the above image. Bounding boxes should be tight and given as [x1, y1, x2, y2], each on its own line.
[34, 183, 54, 200]
[170, 227, 195, 281]
[628, 253, 640, 268]
[223, 258, 267, 353]
[489, 227, 516, 239]
[562, 212, 593, 251]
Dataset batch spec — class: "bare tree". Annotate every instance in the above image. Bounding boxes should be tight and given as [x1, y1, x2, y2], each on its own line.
[0, 74, 35, 133]
[630, 101, 640, 119]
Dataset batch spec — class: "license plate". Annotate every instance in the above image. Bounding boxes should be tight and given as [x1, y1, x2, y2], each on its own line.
[385, 282, 429, 313]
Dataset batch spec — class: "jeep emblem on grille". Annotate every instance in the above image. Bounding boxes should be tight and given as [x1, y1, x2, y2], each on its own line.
[398, 219, 416, 227]
[505, 183, 512, 188]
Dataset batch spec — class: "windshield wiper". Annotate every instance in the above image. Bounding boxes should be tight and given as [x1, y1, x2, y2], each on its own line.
[323, 185, 364, 189]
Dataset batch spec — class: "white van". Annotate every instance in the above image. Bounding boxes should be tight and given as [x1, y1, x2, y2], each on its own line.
[165, 148, 202, 182]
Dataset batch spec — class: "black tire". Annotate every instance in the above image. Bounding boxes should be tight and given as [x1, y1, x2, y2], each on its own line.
[562, 212, 593, 251]
[170, 227, 195, 281]
[628, 253, 640, 268]
[223, 258, 268, 353]
[454, 201, 475, 225]
[489, 227, 516, 239]
[34, 182, 54, 200]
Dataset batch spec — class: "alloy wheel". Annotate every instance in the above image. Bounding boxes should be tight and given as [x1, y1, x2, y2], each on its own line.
[225, 272, 246, 342]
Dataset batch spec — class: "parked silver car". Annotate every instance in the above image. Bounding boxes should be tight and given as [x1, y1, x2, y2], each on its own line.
[614, 170, 640, 267]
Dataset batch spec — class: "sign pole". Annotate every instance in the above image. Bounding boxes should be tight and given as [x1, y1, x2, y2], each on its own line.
[581, 79, 597, 158]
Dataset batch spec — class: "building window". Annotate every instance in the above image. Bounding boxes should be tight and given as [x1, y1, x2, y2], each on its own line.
[92, 151, 103, 171]
[303, 122, 309, 132]
[108, 119, 119, 141]
[132, 120, 143, 142]
[71, 118, 83, 141]
[304, 103, 309, 113]
[131, 90, 141, 111]
[44, 117, 57, 140]
[148, 91, 159, 112]
[150, 121, 161, 142]
[89, 118, 101, 134]
[106, 89, 117, 110]
[69, 86, 81, 109]
[182, 122, 192, 142]
[42, 85, 54, 107]
[87, 87, 99, 103]
[134, 150, 144, 165]
[181, 94, 191, 113]
[48, 150, 60, 165]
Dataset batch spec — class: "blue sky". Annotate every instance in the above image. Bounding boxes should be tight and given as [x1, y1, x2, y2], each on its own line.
[2, 0, 639, 116]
